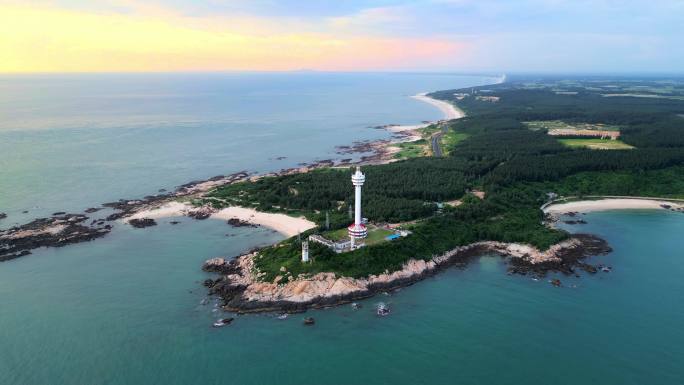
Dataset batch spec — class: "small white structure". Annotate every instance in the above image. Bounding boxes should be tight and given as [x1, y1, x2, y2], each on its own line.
[301, 240, 309, 262]
[347, 166, 367, 248]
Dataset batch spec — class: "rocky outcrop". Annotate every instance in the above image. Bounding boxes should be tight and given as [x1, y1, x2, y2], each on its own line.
[226, 218, 256, 228]
[203, 234, 611, 313]
[128, 218, 157, 228]
[187, 207, 214, 220]
[0, 214, 111, 262]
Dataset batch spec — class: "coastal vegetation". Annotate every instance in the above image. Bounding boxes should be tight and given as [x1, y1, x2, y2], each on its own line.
[207, 76, 684, 281]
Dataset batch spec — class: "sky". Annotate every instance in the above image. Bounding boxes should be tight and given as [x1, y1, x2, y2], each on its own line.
[1, 0, 682, 73]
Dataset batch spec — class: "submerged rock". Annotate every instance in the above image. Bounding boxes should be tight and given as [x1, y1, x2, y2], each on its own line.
[128, 218, 157, 228]
[0, 213, 6, 220]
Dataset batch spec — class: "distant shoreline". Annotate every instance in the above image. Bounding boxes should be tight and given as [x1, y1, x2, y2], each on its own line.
[543, 197, 684, 214]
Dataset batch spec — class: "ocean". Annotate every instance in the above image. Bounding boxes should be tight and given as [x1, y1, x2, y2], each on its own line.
[1, 73, 682, 385]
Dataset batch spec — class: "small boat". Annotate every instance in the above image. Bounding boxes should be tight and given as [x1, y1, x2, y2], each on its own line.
[212, 317, 234, 327]
[303, 317, 315, 325]
[277, 313, 288, 320]
[351, 302, 361, 310]
[376, 303, 390, 317]
[601, 266, 612, 273]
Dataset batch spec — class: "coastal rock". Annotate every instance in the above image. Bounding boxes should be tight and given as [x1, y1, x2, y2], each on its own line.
[187, 208, 214, 220]
[227, 218, 256, 228]
[204, 234, 612, 313]
[0, 214, 111, 261]
[0, 213, 6, 220]
[128, 218, 157, 228]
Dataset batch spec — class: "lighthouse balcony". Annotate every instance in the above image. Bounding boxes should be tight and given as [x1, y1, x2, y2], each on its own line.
[347, 224, 368, 238]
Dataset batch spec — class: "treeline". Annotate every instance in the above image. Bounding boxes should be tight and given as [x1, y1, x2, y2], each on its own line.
[208, 157, 476, 223]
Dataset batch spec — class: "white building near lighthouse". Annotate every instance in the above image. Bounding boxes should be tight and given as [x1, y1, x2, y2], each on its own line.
[347, 166, 367, 248]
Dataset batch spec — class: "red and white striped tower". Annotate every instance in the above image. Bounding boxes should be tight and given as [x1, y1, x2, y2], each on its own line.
[348, 166, 367, 248]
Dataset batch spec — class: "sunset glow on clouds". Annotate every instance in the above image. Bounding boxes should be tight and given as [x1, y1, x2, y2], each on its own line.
[0, 2, 464, 73]
[1, 0, 682, 73]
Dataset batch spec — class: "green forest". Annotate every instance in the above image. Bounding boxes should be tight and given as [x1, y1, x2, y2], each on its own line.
[207, 76, 684, 280]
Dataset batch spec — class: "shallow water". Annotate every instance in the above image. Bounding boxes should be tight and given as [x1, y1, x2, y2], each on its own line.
[1, 210, 683, 384]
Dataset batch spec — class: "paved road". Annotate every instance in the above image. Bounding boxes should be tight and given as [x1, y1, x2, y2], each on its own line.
[430, 123, 448, 157]
[431, 132, 443, 157]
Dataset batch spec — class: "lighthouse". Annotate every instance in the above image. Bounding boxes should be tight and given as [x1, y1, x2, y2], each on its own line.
[347, 166, 367, 248]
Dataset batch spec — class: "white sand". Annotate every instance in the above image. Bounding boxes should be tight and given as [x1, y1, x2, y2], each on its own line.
[211, 207, 315, 237]
[412, 93, 465, 120]
[126, 202, 315, 237]
[544, 198, 683, 214]
[385, 93, 465, 135]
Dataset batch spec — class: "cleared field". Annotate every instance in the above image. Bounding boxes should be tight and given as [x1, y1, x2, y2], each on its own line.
[393, 139, 429, 159]
[525, 120, 620, 132]
[558, 138, 634, 150]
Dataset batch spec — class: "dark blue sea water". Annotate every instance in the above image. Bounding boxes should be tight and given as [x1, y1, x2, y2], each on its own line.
[1, 73, 682, 384]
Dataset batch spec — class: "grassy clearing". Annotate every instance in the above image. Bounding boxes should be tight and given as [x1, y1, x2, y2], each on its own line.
[558, 138, 634, 150]
[393, 139, 429, 159]
[364, 227, 394, 245]
[525, 120, 620, 132]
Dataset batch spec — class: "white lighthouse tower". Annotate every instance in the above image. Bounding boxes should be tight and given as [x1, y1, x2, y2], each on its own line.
[347, 166, 367, 248]
[301, 240, 309, 262]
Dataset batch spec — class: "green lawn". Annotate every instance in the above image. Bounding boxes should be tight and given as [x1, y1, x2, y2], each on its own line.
[393, 139, 429, 159]
[558, 138, 634, 150]
[364, 227, 394, 246]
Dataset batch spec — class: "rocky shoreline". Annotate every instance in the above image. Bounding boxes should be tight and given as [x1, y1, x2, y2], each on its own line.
[0, 127, 408, 263]
[202, 234, 611, 313]
[0, 214, 112, 262]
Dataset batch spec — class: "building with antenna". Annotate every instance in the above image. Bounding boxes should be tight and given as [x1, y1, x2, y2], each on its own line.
[347, 166, 367, 248]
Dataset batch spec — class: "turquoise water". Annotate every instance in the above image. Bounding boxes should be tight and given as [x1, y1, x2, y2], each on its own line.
[2, 74, 683, 384]
[1, 210, 683, 384]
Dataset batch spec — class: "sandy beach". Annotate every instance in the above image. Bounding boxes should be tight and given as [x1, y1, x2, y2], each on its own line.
[412, 93, 465, 120]
[126, 202, 315, 237]
[544, 198, 683, 214]
[383, 93, 466, 136]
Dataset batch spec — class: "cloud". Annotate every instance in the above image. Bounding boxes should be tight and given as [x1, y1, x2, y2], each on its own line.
[0, 3, 465, 72]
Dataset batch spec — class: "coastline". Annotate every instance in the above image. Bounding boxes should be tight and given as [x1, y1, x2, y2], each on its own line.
[543, 198, 684, 214]
[203, 234, 611, 313]
[0, 80, 480, 264]
[412, 92, 465, 121]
